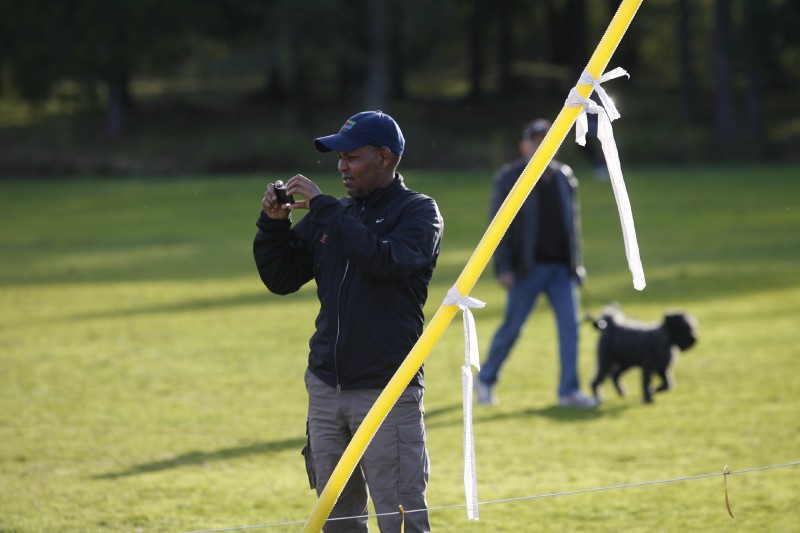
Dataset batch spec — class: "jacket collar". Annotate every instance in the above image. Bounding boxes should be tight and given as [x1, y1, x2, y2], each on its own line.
[351, 173, 406, 209]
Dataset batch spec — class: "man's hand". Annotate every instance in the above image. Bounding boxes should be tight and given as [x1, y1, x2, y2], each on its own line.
[262, 182, 292, 220]
[284, 174, 322, 210]
[262, 174, 323, 219]
[498, 272, 514, 290]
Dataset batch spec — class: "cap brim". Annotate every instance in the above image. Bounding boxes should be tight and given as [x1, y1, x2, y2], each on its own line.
[314, 134, 365, 153]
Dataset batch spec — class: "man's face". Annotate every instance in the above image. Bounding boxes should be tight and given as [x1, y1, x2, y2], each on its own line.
[337, 145, 392, 199]
[520, 135, 544, 160]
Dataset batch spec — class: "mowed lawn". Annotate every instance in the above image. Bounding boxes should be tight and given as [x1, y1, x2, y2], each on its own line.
[1, 164, 798, 532]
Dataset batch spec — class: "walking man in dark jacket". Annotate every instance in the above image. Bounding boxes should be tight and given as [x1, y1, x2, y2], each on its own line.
[476, 118, 596, 409]
[254, 111, 443, 532]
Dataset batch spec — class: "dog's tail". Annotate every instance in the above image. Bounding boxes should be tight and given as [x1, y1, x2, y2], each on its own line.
[583, 312, 608, 330]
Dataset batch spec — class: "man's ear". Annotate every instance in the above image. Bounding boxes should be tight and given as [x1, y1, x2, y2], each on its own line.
[378, 146, 394, 169]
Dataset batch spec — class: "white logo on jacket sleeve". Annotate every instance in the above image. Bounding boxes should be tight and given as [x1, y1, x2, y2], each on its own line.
[376, 218, 385, 223]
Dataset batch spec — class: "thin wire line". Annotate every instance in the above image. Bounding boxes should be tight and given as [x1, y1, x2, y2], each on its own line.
[182, 461, 799, 533]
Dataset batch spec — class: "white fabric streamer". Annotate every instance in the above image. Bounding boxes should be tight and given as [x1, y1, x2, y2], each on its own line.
[580, 67, 629, 120]
[443, 286, 486, 520]
[566, 69, 646, 290]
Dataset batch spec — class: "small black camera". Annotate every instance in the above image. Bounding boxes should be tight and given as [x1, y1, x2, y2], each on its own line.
[274, 180, 295, 205]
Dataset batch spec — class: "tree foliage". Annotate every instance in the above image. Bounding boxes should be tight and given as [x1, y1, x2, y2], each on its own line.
[0, 0, 797, 151]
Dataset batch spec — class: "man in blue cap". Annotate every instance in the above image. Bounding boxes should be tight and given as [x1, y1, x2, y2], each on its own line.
[254, 111, 443, 532]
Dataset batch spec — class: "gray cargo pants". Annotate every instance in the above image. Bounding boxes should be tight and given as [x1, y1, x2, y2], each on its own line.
[304, 368, 431, 532]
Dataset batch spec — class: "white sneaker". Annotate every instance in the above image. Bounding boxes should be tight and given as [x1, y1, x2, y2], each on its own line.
[475, 379, 498, 406]
[558, 391, 598, 409]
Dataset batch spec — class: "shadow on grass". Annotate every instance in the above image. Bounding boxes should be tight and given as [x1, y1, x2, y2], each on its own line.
[474, 402, 632, 424]
[423, 401, 632, 430]
[424, 402, 463, 421]
[96, 403, 631, 480]
[94, 436, 305, 480]
[522, 403, 631, 421]
[67, 288, 319, 322]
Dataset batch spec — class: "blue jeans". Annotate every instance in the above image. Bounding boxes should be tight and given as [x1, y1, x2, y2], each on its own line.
[478, 263, 581, 398]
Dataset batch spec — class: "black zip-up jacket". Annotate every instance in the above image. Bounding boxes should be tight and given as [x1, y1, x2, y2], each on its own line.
[491, 158, 586, 283]
[254, 174, 443, 390]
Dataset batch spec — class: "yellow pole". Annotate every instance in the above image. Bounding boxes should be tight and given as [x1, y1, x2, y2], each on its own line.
[302, 1, 644, 530]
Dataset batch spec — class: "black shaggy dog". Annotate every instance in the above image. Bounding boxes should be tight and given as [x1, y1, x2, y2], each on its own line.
[589, 306, 697, 403]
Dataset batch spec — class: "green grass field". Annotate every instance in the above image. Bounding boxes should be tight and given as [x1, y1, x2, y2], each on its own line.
[1, 164, 799, 532]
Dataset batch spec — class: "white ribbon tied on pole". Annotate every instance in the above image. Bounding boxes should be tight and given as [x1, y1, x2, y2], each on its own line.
[443, 285, 486, 520]
[566, 68, 646, 291]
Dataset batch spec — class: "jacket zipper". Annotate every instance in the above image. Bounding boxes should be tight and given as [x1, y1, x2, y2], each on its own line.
[333, 259, 349, 394]
[333, 201, 366, 394]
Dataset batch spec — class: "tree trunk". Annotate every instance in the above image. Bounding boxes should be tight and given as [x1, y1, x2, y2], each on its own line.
[105, 73, 126, 140]
[676, 0, 697, 123]
[290, 21, 311, 125]
[264, 40, 286, 101]
[712, 0, 736, 141]
[545, 0, 566, 65]
[743, 0, 769, 147]
[497, 0, 513, 95]
[468, 0, 490, 100]
[390, 0, 406, 100]
[104, 0, 127, 139]
[365, 0, 390, 109]
[566, 0, 587, 76]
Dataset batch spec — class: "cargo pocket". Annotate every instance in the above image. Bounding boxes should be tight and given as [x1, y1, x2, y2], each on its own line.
[301, 419, 316, 490]
[396, 406, 429, 501]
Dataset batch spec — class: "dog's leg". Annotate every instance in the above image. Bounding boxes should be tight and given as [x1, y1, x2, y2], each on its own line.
[642, 368, 654, 403]
[655, 368, 671, 392]
[591, 356, 611, 401]
[591, 374, 604, 401]
[611, 367, 626, 398]
[655, 349, 675, 393]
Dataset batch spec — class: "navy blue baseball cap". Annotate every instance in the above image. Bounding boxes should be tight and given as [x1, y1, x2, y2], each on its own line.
[314, 110, 405, 155]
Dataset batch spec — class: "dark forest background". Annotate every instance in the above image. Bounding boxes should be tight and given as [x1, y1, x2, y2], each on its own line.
[1, 0, 798, 176]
